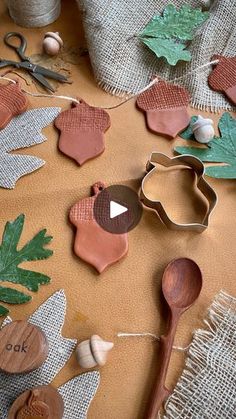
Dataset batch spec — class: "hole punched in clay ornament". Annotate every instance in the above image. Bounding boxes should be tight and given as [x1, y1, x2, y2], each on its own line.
[69, 182, 128, 273]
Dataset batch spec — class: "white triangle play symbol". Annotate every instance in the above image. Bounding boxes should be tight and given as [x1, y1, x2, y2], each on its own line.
[110, 200, 128, 219]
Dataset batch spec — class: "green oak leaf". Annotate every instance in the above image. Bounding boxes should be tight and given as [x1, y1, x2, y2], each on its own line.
[0, 305, 9, 316]
[175, 112, 236, 179]
[140, 37, 191, 65]
[140, 4, 209, 41]
[139, 4, 209, 65]
[180, 116, 198, 140]
[0, 286, 31, 304]
[0, 214, 53, 316]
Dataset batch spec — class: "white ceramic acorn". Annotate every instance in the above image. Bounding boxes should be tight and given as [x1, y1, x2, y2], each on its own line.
[76, 335, 114, 369]
[43, 32, 63, 56]
[192, 115, 215, 144]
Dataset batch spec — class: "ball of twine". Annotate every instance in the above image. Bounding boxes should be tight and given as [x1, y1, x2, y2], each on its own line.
[6, 0, 61, 28]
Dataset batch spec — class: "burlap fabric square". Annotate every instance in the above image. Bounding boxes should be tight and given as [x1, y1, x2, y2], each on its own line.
[163, 291, 236, 419]
[76, 0, 236, 111]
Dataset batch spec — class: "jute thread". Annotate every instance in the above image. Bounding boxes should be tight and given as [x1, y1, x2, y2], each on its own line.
[6, 0, 61, 28]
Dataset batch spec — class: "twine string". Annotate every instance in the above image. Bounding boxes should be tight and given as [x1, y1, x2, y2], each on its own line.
[0, 58, 219, 110]
[6, 0, 61, 27]
[117, 332, 191, 352]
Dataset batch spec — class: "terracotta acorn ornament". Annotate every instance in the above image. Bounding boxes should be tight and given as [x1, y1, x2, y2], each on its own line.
[136, 79, 191, 138]
[76, 335, 114, 369]
[55, 101, 111, 165]
[0, 80, 28, 130]
[208, 55, 236, 105]
[8, 385, 64, 419]
[192, 115, 214, 144]
[69, 182, 128, 273]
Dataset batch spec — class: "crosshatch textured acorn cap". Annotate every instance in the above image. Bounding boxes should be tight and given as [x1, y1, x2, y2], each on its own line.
[55, 101, 111, 131]
[136, 79, 190, 111]
[208, 55, 236, 91]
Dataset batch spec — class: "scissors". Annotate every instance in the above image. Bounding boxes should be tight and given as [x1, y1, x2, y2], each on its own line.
[0, 32, 68, 92]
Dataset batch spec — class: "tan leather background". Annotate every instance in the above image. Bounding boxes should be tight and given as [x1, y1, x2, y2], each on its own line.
[0, 1, 236, 418]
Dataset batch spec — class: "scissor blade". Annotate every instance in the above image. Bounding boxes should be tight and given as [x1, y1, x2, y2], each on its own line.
[30, 72, 55, 92]
[33, 64, 68, 82]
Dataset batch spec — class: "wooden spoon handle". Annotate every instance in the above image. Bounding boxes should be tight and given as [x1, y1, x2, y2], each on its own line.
[146, 312, 179, 419]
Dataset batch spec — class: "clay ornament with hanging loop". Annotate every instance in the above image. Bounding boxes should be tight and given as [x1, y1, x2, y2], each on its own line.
[69, 182, 128, 273]
[55, 101, 111, 165]
[0, 80, 28, 130]
[136, 79, 191, 138]
[76, 335, 114, 369]
[208, 55, 236, 105]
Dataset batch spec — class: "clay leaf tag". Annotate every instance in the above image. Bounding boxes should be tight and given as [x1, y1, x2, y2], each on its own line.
[208, 55, 236, 105]
[55, 101, 111, 165]
[136, 79, 190, 138]
[69, 182, 128, 273]
[139, 4, 209, 65]
[0, 214, 53, 316]
[175, 112, 236, 178]
[0, 107, 61, 189]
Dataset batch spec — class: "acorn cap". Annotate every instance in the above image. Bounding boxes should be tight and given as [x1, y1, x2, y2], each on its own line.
[192, 115, 214, 131]
[91, 335, 114, 366]
[44, 32, 63, 47]
[54, 102, 111, 132]
[208, 55, 236, 91]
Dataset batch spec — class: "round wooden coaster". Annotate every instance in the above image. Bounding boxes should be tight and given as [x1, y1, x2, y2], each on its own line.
[0, 320, 49, 374]
[8, 385, 64, 419]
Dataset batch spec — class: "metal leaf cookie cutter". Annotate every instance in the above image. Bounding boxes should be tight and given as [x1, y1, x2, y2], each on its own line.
[140, 152, 217, 233]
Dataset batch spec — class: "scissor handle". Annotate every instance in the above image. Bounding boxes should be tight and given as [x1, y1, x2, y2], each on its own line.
[4, 32, 28, 61]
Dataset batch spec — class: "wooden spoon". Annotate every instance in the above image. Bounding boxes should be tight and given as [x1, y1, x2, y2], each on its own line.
[146, 258, 202, 419]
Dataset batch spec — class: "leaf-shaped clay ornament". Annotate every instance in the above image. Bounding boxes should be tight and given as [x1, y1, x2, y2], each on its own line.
[139, 4, 209, 65]
[208, 55, 236, 105]
[55, 101, 111, 165]
[0, 107, 61, 189]
[136, 79, 190, 138]
[69, 182, 128, 273]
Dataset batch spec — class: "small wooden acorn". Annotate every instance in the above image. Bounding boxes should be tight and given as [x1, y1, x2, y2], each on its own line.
[76, 335, 114, 369]
[43, 32, 63, 56]
[192, 115, 214, 144]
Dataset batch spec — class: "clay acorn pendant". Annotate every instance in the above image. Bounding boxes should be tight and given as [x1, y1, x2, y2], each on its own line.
[208, 55, 236, 105]
[55, 101, 111, 165]
[69, 182, 128, 273]
[136, 79, 191, 138]
[0, 80, 28, 130]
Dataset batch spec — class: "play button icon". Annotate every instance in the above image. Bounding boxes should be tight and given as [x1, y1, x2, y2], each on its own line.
[94, 184, 143, 234]
[110, 201, 128, 219]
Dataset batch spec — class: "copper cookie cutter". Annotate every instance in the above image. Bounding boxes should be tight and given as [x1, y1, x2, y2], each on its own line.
[140, 152, 217, 233]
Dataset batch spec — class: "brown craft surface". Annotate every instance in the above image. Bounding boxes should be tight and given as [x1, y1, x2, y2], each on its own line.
[0, 321, 49, 374]
[8, 385, 64, 419]
[0, 1, 236, 418]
